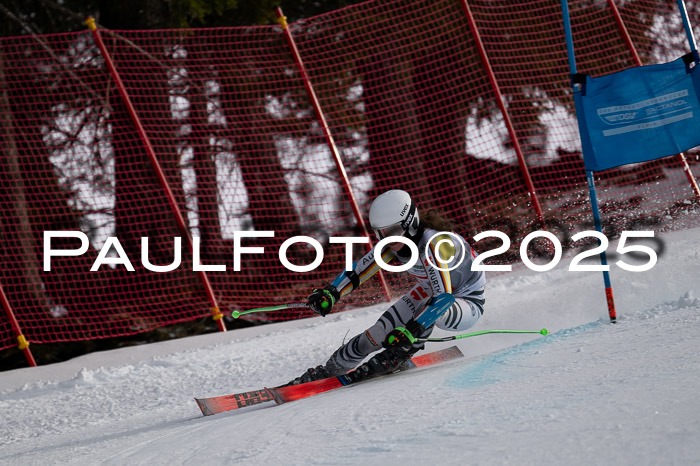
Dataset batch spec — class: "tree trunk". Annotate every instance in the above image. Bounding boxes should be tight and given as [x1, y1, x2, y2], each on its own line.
[0, 47, 50, 318]
[107, 35, 188, 268]
[359, 51, 431, 203]
[186, 47, 228, 271]
[412, 46, 475, 233]
[219, 67, 300, 237]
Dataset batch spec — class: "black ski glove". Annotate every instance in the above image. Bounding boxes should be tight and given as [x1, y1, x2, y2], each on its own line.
[307, 285, 340, 317]
[383, 318, 423, 352]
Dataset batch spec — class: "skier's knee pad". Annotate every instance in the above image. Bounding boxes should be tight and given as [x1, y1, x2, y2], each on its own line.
[335, 322, 386, 367]
[435, 298, 481, 332]
[361, 322, 386, 351]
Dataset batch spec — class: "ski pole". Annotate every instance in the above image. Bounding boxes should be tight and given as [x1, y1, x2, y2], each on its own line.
[420, 328, 549, 343]
[388, 327, 549, 345]
[231, 302, 309, 319]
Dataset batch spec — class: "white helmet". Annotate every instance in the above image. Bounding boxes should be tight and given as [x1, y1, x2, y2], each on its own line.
[368, 190, 420, 240]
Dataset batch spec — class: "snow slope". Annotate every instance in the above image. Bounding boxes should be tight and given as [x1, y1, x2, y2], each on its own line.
[1, 227, 699, 465]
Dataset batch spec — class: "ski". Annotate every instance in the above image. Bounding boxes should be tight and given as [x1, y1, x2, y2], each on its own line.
[268, 345, 463, 404]
[195, 346, 463, 416]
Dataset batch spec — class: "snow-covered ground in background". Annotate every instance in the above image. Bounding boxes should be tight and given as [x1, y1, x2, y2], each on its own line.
[1, 227, 699, 465]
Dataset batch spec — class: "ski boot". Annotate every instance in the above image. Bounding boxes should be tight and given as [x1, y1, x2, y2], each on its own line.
[288, 350, 348, 386]
[351, 345, 424, 382]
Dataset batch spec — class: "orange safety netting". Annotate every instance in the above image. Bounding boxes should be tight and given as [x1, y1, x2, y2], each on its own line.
[0, 0, 698, 351]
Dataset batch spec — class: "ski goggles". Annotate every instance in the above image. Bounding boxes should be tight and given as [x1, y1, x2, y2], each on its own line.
[373, 223, 406, 241]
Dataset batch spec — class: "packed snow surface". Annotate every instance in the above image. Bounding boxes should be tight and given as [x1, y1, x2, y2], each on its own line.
[1, 227, 699, 465]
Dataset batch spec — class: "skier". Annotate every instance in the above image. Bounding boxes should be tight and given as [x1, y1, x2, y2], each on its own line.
[290, 189, 485, 385]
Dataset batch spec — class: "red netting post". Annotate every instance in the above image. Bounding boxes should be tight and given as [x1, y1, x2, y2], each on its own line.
[0, 282, 36, 366]
[458, 0, 546, 228]
[606, 0, 700, 200]
[85, 18, 226, 331]
[275, 7, 392, 302]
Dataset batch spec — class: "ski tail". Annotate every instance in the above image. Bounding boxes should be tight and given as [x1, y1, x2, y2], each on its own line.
[270, 346, 463, 404]
[194, 388, 273, 416]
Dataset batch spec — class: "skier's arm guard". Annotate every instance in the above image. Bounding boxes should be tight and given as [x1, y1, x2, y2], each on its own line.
[330, 247, 395, 298]
[384, 293, 456, 349]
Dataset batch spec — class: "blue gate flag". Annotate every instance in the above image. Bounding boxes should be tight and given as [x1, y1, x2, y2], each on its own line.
[574, 54, 700, 172]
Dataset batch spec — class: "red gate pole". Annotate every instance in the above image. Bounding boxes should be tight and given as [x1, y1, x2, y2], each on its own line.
[458, 0, 546, 228]
[606, 0, 700, 199]
[275, 7, 392, 302]
[0, 282, 36, 366]
[85, 18, 226, 331]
